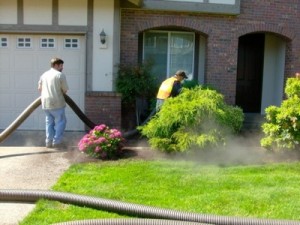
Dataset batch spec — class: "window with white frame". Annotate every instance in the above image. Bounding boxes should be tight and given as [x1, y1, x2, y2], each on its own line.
[143, 31, 194, 84]
[64, 38, 80, 49]
[17, 37, 32, 48]
[0, 37, 8, 47]
[40, 38, 56, 48]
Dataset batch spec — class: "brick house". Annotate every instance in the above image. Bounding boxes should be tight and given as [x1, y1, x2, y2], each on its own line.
[0, 0, 299, 132]
[120, 0, 299, 117]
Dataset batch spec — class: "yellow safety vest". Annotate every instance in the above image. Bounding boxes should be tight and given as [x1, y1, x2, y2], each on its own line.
[157, 77, 177, 99]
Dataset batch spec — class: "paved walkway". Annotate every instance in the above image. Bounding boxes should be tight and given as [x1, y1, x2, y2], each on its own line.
[0, 131, 87, 225]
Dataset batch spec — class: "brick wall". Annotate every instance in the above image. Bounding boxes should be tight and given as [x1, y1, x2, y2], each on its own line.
[120, 0, 300, 104]
[85, 92, 121, 130]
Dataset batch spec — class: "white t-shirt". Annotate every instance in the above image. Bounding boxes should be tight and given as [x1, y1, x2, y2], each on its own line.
[38, 68, 69, 110]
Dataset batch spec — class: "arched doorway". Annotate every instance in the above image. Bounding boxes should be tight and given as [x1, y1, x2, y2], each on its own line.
[236, 33, 286, 114]
[236, 33, 265, 113]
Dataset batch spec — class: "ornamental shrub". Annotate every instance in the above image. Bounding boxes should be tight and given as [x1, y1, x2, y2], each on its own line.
[78, 124, 125, 159]
[139, 86, 244, 153]
[261, 77, 300, 151]
[115, 61, 158, 105]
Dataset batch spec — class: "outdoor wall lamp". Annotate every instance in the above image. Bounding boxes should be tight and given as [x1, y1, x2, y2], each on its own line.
[100, 29, 107, 44]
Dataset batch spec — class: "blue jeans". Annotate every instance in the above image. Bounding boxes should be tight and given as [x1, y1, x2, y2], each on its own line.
[44, 107, 66, 145]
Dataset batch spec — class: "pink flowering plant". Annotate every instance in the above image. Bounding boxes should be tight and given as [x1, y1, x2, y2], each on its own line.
[78, 124, 125, 159]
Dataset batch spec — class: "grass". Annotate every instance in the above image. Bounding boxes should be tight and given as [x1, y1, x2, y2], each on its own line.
[20, 159, 300, 225]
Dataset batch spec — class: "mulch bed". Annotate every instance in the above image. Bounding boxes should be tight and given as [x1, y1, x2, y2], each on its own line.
[65, 132, 300, 165]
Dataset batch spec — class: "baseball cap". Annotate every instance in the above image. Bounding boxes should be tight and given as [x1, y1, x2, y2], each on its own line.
[176, 70, 188, 79]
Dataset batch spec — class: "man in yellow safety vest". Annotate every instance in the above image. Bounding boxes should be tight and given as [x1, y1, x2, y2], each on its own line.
[156, 70, 188, 111]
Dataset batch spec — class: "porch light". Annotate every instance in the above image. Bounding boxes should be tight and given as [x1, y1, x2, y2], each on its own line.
[100, 29, 106, 44]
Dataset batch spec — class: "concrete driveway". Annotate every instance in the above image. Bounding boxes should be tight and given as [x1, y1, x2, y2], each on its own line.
[0, 131, 87, 225]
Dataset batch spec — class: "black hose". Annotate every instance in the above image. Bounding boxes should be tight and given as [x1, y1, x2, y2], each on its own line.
[0, 189, 298, 225]
[53, 218, 207, 225]
[63, 94, 96, 130]
[122, 108, 157, 139]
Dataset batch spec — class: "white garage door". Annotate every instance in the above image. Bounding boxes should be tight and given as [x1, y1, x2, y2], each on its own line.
[0, 34, 86, 131]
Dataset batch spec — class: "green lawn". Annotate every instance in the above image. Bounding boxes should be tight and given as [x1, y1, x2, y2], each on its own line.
[20, 160, 300, 225]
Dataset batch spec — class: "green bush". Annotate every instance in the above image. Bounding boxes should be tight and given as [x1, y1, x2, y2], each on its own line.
[139, 86, 244, 153]
[115, 62, 158, 105]
[261, 78, 300, 151]
[182, 79, 199, 89]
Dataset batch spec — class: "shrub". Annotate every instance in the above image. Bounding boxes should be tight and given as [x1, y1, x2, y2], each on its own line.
[261, 77, 300, 151]
[78, 124, 125, 159]
[115, 61, 158, 105]
[139, 86, 244, 153]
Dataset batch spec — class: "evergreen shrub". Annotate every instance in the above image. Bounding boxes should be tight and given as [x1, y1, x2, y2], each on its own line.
[139, 86, 244, 153]
[261, 77, 300, 151]
[115, 62, 157, 105]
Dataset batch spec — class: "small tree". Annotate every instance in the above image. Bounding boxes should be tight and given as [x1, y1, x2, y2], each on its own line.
[261, 77, 300, 151]
[115, 61, 158, 128]
[139, 86, 244, 153]
[115, 61, 158, 105]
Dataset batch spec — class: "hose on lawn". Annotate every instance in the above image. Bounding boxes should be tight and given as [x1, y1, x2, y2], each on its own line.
[0, 189, 299, 225]
[54, 218, 207, 225]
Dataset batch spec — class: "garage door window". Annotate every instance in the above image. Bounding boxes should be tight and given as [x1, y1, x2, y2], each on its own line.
[17, 37, 32, 48]
[40, 38, 55, 49]
[64, 38, 79, 49]
[0, 37, 8, 47]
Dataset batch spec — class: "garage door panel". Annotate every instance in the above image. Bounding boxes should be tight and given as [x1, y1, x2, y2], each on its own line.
[13, 53, 35, 70]
[0, 52, 11, 69]
[0, 34, 85, 131]
[67, 77, 82, 91]
[65, 113, 83, 130]
[0, 71, 12, 89]
[0, 94, 14, 108]
[14, 74, 36, 91]
[0, 111, 14, 127]
[63, 56, 85, 72]
[15, 93, 38, 108]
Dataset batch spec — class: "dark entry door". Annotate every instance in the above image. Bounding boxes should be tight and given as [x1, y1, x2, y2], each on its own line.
[236, 33, 265, 112]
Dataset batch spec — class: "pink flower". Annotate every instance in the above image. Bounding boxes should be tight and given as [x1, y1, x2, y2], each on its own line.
[78, 124, 125, 159]
[95, 146, 101, 152]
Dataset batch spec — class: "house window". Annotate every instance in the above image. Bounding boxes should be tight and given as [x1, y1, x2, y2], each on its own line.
[64, 38, 79, 49]
[143, 0, 240, 14]
[40, 38, 55, 48]
[143, 31, 195, 83]
[17, 37, 32, 48]
[0, 37, 8, 47]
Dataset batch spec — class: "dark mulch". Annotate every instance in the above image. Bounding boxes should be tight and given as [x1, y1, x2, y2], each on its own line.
[65, 131, 300, 165]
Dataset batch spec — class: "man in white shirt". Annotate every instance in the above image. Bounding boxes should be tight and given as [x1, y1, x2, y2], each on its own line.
[38, 58, 69, 149]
